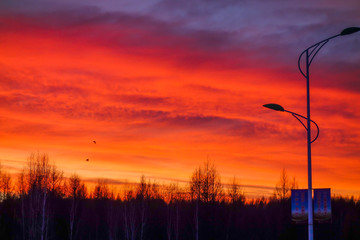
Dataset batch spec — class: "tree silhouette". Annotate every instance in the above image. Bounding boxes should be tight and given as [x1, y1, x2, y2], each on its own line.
[274, 168, 298, 201]
[227, 177, 245, 204]
[0, 154, 359, 240]
[0, 162, 13, 201]
[190, 159, 223, 203]
[67, 173, 87, 240]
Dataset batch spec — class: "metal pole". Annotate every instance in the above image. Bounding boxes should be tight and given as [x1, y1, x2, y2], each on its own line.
[306, 50, 314, 240]
[267, 27, 359, 240]
[297, 27, 359, 240]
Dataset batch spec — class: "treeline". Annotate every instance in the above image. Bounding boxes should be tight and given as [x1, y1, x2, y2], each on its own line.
[0, 153, 360, 240]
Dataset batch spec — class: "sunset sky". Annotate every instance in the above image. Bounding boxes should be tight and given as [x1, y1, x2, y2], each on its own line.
[1, 0, 360, 197]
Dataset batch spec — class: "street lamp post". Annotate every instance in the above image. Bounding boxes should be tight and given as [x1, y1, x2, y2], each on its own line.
[264, 27, 360, 240]
[298, 27, 359, 240]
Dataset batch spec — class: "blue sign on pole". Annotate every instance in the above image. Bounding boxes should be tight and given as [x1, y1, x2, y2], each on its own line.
[291, 189, 308, 223]
[314, 188, 331, 223]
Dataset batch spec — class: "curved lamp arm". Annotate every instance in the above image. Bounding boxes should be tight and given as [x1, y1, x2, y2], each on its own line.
[263, 103, 319, 143]
[298, 27, 360, 78]
[298, 34, 340, 78]
[284, 110, 320, 143]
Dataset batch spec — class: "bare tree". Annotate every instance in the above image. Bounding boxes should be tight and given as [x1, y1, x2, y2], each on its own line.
[190, 167, 201, 240]
[123, 184, 136, 240]
[189, 159, 224, 240]
[274, 168, 298, 201]
[190, 167, 202, 201]
[107, 187, 119, 240]
[174, 189, 180, 240]
[21, 152, 52, 240]
[165, 183, 181, 240]
[39, 155, 50, 240]
[137, 175, 149, 240]
[93, 178, 110, 200]
[225, 177, 245, 240]
[17, 170, 27, 240]
[49, 164, 65, 198]
[227, 177, 245, 204]
[0, 162, 13, 201]
[202, 160, 223, 203]
[67, 173, 87, 240]
[14, 153, 64, 240]
[190, 160, 223, 203]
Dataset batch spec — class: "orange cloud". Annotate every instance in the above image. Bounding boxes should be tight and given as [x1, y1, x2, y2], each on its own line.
[1, 9, 360, 198]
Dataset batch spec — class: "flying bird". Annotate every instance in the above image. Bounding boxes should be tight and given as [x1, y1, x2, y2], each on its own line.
[93, 140, 96, 144]
[86, 158, 89, 162]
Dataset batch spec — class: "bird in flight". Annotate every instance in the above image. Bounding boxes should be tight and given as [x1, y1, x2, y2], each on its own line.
[93, 140, 96, 144]
[86, 158, 89, 162]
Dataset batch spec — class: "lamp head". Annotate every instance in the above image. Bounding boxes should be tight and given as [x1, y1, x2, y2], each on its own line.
[263, 103, 285, 112]
[340, 27, 360, 36]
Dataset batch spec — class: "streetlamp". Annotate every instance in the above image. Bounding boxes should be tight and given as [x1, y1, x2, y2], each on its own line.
[265, 27, 360, 240]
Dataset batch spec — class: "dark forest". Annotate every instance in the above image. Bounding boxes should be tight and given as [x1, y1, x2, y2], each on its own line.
[0, 153, 359, 240]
